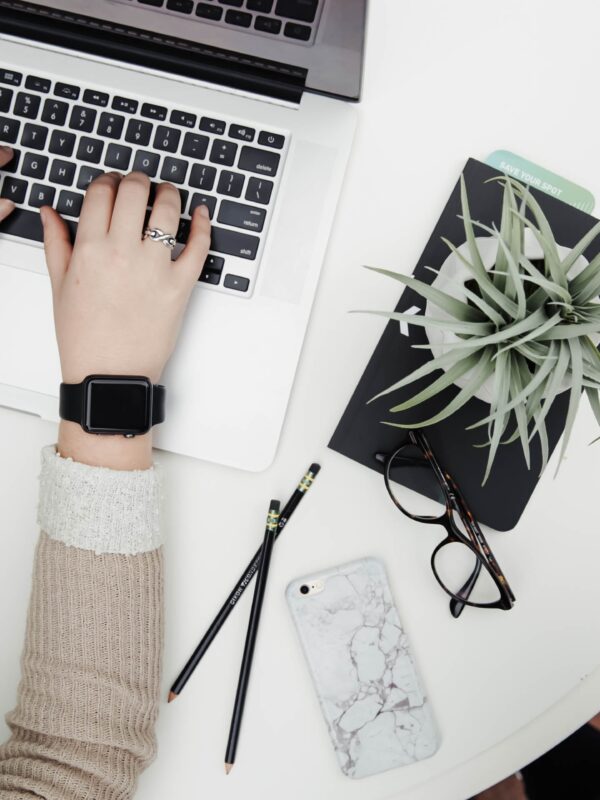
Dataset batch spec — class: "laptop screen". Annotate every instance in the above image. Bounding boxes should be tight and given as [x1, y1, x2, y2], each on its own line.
[0, 0, 367, 102]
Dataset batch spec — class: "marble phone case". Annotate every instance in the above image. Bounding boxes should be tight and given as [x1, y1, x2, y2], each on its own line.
[286, 557, 440, 779]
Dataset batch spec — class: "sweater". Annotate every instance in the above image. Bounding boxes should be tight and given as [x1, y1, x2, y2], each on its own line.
[0, 444, 164, 800]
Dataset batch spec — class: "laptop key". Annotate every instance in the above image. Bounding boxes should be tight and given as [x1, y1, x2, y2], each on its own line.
[0, 88, 13, 113]
[238, 145, 280, 177]
[224, 274, 250, 292]
[247, 0, 274, 11]
[112, 96, 139, 114]
[182, 132, 209, 160]
[218, 199, 266, 232]
[2, 148, 20, 173]
[190, 193, 217, 218]
[257, 130, 285, 149]
[0, 116, 20, 144]
[57, 190, 84, 217]
[83, 89, 109, 107]
[29, 183, 56, 209]
[77, 166, 104, 190]
[105, 143, 133, 170]
[160, 157, 188, 184]
[97, 112, 125, 139]
[179, 189, 189, 214]
[209, 139, 237, 166]
[170, 110, 196, 128]
[245, 176, 273, 205]
[1, 176, 27, 204]
[20, 123, 48, 150]
[133, 150, 160, 177]
[41, 99, 68, 126]
[154, 125, 181, 153]
[139, 0, 164, 5]
[217, 170, 244, 197]
[284, 21, 311, 40]
[125, 119, 153, 146]
[219, 0, 243, 6]
[49, 159, 76, 186]
[254, 16, 282, 33]
[25, 76, 51, 93]
[21, 152, 48, 180]
[189, 164, 216, 190]
[196, 3, 223, 19]
[200, 117, 226, 135]
[275, 0, 318, 22]
[229, 124, 255, 143]
[77, 136, 104, 164]
[204, 254, 225, 273]
[0, 70, 22, 87]
[199, 270, 221, 285]
[49, 130, 76, 156]
[69, 105, 97, 132]
[225, 9, 252, 27]
[166, 0, 194, 11]
[54, 82, 80, 101]
[14, 92, 41, 119]
[211, 227, 259, 259]
[141, 103, 167, 121]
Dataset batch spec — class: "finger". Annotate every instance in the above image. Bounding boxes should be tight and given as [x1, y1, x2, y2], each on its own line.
[0, 144, 15, 169]
[109, 171, 151, 242]
[40, 206, 73, 290]
[76, 172, 121, 243]
[176, 204, 211, 282]
[144, 182, 181, 249]
[0, 198, 15, 222]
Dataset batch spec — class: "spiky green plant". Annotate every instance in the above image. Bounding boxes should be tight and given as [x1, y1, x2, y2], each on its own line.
[360, 175, 600, 484]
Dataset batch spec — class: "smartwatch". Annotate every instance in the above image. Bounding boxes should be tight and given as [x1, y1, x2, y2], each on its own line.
[59, 375, 166, 437]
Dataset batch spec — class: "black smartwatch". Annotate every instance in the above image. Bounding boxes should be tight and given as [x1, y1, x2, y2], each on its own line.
[59, 375, 166, 437]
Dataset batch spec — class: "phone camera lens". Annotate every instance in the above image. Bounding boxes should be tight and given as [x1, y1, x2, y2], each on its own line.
[300, 584, 310, 595]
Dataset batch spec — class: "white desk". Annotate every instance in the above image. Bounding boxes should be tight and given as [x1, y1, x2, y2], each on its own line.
[2, 1, 600, 798]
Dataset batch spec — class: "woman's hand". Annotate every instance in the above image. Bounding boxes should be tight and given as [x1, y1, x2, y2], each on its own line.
[40, 170, 211, 469]
[0, 146, 16, 221]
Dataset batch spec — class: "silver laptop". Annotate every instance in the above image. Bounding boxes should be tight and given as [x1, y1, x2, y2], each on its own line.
[0, 0, 366, 470]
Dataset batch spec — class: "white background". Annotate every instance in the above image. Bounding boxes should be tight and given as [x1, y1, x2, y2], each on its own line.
[2, 1, 600, 798]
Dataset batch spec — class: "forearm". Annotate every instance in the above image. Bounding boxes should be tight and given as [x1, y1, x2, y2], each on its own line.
[57, 420, 153, 470]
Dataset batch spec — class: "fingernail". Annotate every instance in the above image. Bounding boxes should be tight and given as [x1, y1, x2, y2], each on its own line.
[199, 204, 210, 219]
[0, 197, 15, 213]
[0, 144, 13, 155]
[39, 206, 47, 225]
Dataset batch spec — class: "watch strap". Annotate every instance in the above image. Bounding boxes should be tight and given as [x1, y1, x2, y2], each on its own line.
[59, 378, 166, 427]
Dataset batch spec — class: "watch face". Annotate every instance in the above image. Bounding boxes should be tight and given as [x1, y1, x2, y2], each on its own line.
[85, 378, 151, 434]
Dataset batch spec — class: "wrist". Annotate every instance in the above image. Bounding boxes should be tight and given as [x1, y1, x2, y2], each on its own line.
[57, 420, 154, 470]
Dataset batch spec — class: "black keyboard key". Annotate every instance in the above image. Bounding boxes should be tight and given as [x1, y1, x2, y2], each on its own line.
[218, 199, 266, 232]
[245, 176, 273, 205]
[190, 192, 217, 218]
[257, 130, 285, 149]
[199, 270, 221, 285]
[238, 145, 280, 177]
[0, 87, 13, 113]
[41, 99, 68, 126]
[97, 112, 125, 139]
[77, 136, 104, 164]
[211, 227, 258, 259]
[83, 89, 109, 107]
[179, 189, 189, 214]
[229, 124, 255, 142]
[69, 105, 97, 133]
[125, 119, 153, 146]
[29, 183, 55, 209]
[22, 152, 48, 179]
[132, 150, 160, 177]
[57, 190, 84, 217]
[225, 9, 252, 26]
[196, 3, 223, 19]
[204, 254, 225, 272]
[0, 70, 22, 87]
[105, 143, 132, 170]
[112, 96, 138, 114]
[2, 148, 20, 173]
[176, 216, 190, 243]
[219, 0, 243, 5]
[248, 0, 274, 11]
[77, 166, 104, 190]
[141, 103, 167, 121]
[284, 21, 311, 40]
[200, 116, 226, 135]
[154, 125, 181, 152]
[54, 82, 80, 101]
[14, 92, 41, 119]
[254, 15, 281, 33]
[181, 132, 209, 160]
[224, 274, 250, 291]
[209, 138, 237, 166]
[275, 0, 317, 22]
[1, 176, 27, 204]
[0, 116, 20, 144]
[139, 0, 164, 5]
[166, 0, 194, 11]
[160, 156, 188, 184]
[0, 206, 76, 242]
[49, 159, 76, 186]
[170, 110, 196, 128]
[217, 170, 244, 197]
[25, 75, 51, 93]
[189, 163, 216, 190]
[20, 123, 48, 150]
[49, 129, 76, 156]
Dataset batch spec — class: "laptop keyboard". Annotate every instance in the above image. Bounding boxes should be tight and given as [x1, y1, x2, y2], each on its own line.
[113, 0, 323, 46]
[0, 67, 289, 297]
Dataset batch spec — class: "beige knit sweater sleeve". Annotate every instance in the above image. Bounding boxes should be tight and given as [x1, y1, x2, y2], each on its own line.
[0, 444, 165, 800]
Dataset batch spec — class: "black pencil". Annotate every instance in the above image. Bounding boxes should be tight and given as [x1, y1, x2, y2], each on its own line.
[224, 499, 280, 774]
[168, 463, 320, 702]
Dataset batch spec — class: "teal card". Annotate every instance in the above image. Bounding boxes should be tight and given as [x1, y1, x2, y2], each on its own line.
[485, 150, 595, 213]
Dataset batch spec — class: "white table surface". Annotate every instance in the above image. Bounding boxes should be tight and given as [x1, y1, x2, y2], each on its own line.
[2, 1, 600, 798]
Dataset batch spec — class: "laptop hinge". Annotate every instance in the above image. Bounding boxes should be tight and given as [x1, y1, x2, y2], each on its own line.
[0, 0, 307, 104]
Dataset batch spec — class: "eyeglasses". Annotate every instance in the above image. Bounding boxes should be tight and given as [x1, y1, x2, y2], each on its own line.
[375, 430, 515, 617]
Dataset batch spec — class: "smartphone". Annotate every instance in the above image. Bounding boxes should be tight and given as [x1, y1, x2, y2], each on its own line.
[286, 557, 440, 779]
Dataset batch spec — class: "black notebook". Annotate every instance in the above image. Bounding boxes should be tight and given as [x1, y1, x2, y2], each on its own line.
[329, 158, 600, 531]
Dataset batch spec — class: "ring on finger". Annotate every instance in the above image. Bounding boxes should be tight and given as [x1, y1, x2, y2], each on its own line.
[143, 227, 177, 250]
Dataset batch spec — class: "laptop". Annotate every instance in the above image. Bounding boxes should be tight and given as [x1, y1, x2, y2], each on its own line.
[0, 0, 366, 470]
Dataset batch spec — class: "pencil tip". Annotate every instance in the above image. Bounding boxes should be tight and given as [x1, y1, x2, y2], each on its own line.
[225, 763, 233, 775]
[309, 463, 321, 475]
[167, 691, 178, 703]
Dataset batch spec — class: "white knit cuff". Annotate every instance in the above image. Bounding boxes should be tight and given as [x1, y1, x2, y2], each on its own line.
[36, 444, 164, 555]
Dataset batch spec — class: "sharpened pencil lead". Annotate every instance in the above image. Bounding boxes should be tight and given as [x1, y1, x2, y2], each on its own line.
[167, 691, 177, 703]
[225, 763, 233, 775]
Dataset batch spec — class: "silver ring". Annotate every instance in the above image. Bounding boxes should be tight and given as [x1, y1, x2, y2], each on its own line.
[143, 227, 177, 250]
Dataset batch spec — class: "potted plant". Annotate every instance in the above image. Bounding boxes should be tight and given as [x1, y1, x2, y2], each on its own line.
[362, 175, 600, 484]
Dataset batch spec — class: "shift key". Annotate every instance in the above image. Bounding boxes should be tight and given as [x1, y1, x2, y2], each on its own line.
[218, 200, 266, 233]
[238, 145, 280, 177]
[211, 226, 259, 259]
